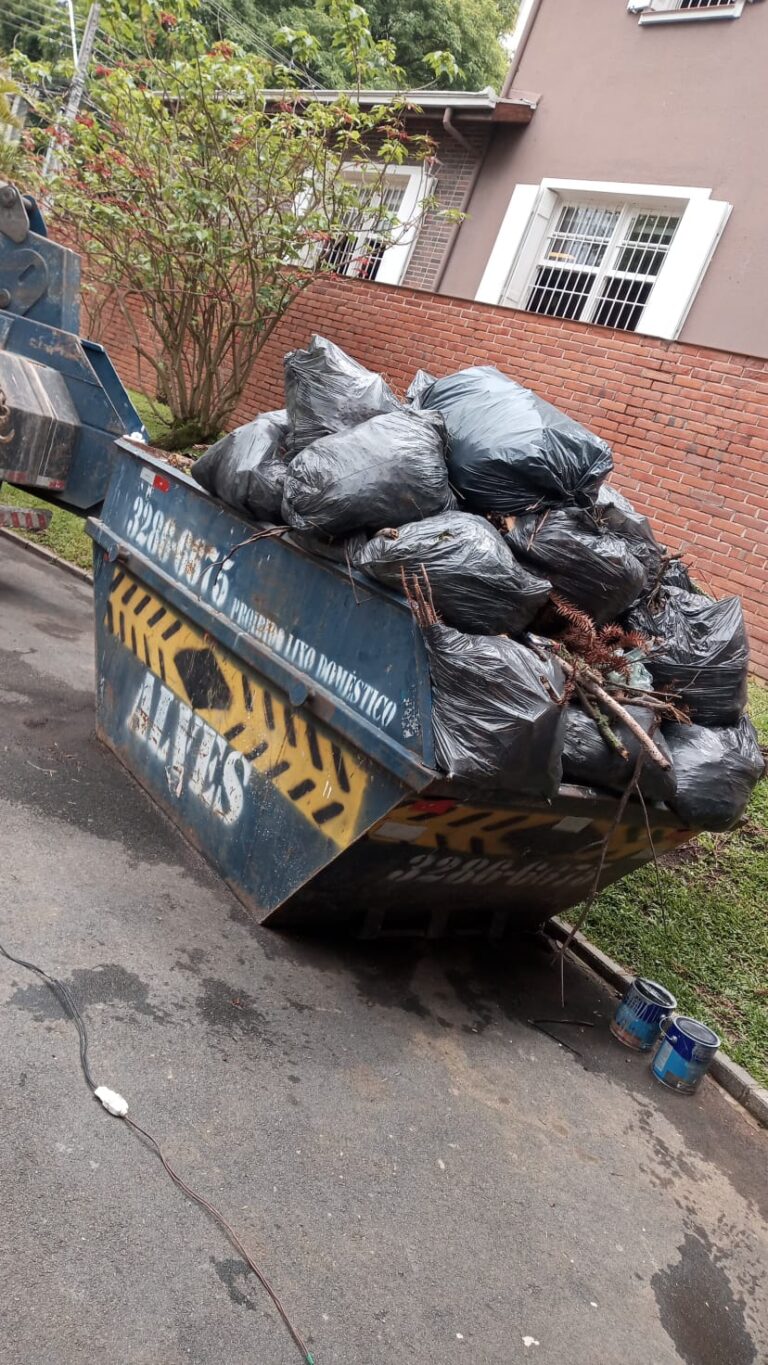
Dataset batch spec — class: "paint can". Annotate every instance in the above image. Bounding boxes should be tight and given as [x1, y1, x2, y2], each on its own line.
[610, 977, 677, 1052]
[651, 1016, 720, 1095]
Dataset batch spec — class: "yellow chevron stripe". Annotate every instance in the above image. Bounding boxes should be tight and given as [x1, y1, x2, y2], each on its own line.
[368, 801, 688, 862]
[368, 801, 560, 856]
[106, 567, 368, 847]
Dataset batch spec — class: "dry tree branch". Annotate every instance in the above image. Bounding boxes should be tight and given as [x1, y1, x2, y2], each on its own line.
[567, 657, 671, 770]
[575, 684, 629, 761]
[401, 565, 439, 628]
[530, 641, 672, 771]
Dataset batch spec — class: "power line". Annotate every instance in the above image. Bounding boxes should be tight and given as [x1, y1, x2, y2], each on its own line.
[1, 0, 72, 26]
[1, 1, 69, 33]
[1, 0, 69, 22]
[203, 0, 323, 86]
[3, 0, 323, 90]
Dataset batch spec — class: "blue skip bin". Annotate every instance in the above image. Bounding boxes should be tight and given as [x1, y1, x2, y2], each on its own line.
[86, 441, 700, 937]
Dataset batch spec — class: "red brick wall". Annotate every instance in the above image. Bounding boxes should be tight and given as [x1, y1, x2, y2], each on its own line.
[90, 276, 768, 678]
[89, 290, 157, 399]
[400, 121, 490, 291]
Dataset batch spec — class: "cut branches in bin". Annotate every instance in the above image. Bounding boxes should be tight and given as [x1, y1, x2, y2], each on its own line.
[528, 638, 673, 774]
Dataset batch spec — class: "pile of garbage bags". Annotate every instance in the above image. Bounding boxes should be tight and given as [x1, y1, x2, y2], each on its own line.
[192, 334, 763, 831]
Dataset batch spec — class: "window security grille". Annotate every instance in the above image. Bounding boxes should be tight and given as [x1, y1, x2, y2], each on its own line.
[521, 204, 680, 332]
[323, 182, 407, 281]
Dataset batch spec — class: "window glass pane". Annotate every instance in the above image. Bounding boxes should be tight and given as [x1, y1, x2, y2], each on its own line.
[323, 235, 357, 274]
[614, 213, 679, 278]
[379, 184, 407, 214]
[322, 232, 387, 280]
[542, 203, 619, 269]
[679, 0, 734, 9]
[357, 237, 386, 280]
[326, 174, 409, 280]
[343, 178, 407, 227]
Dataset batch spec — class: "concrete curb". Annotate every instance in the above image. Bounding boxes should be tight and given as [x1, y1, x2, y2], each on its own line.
[550, 917, 768, 1129]
[0, 526, 93, 583]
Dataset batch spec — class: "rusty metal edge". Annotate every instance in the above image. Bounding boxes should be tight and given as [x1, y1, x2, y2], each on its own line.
[549, 917, 768, 1129]
[0, 525, 93, 583]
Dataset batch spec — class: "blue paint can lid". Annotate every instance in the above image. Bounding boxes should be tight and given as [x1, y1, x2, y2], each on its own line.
[635, 978, 677, 1009]
[675, 1017, 720, 1048]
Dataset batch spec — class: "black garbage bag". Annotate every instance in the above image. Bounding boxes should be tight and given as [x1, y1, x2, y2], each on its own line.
[596, 484, 665, 592]
[406, 369, 437, 404]
[288, 528, 368, 567]
[191, 409, 290, 520]
[664, 717, 764, 830]
[418, 365, 613, 513]
[662, 558, 697, 593]
[562, 704, 676, 802]
[424, 625, 566, 797]
[282, 409, 454, 536]
[358, 511, 551, 635]
[640, 589, 749, 725]
[284, 335, 401, 451]
[506, 509, 646, 626]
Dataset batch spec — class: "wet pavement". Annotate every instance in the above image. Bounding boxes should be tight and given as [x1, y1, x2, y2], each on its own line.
[1, 535, 766, 1365]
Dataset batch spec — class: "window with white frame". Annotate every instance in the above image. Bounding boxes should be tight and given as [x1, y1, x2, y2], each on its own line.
[476, 180, 732, 340]
[322, 166, 430, 286]
[518, 203, 680, 331]
[628, 0, 750, 23]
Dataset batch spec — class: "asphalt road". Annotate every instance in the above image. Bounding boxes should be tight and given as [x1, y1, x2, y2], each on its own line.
[0, 534, 766, 1365]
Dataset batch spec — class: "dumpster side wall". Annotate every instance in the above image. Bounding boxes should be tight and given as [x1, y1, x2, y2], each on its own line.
[86, 276, 768, 679]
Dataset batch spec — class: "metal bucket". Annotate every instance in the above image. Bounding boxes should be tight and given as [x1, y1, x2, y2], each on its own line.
[651, 1016, 720, 1095]
[610, 977, 677, 1051]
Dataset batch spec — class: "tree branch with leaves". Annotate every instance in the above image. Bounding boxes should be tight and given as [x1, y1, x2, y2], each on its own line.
[4, 0, 454, 445]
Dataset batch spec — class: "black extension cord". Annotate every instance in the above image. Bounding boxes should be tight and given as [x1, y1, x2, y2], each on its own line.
[0, 938, 315, 1364]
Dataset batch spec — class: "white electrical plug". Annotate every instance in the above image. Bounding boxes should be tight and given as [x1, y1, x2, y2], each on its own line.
[94, 1085, 129, 1117]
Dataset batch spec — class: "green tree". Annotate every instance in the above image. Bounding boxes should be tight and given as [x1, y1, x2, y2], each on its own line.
[0, 1, 76, 64]
[205, 0, 518, 91]
[364, 0, 518, 90]
[8, 0, 443, 443]
[0, 63, 39, 182]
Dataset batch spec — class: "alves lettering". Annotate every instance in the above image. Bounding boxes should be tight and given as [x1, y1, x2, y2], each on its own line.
[132, 673, 248, 823]
[108, 568, 369, 845]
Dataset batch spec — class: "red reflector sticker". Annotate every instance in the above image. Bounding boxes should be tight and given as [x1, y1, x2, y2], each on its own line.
[140, 466, 171, 492]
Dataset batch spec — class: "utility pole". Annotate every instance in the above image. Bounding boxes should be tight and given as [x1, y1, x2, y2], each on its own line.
[42, 1, 101, 180]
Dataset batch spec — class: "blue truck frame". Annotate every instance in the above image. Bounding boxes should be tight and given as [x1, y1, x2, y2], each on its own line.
[0, 182, 146, 509]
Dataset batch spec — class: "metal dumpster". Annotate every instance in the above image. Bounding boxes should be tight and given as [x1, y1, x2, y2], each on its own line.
[87, 439, 694, 936]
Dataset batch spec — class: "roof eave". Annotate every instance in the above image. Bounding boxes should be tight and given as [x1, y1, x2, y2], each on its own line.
[260, 87, 538, 123]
